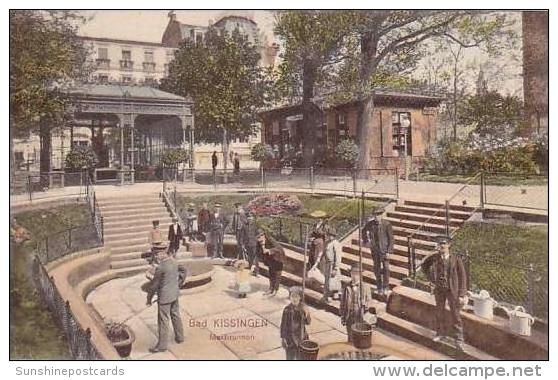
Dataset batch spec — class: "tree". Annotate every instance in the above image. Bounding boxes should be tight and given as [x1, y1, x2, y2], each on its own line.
[458, 90, 524, 137]
[161, 28, 271, 183]
[10, 11, 90, 176]
[64, 146, 98, 172]
[273, 11, 354, 167]
[345, 11, 517, 174]
[251, 143, 275, 168]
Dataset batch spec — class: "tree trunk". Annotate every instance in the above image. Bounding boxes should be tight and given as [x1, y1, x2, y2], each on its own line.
[39, 118, 51, 174]
[301, 60, 318, 168]
[222, 128, 229, 184]
[355, 32, 378, 179]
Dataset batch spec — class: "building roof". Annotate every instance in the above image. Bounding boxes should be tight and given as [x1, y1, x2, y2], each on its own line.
[80, 35, 165, 48]
[65, 84, 192, 103]
[213, 15, 258, 27]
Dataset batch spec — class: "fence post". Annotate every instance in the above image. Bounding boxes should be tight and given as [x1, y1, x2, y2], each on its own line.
[526, 263, 535, 315]
[92, 193, 97, 220]
[395, 167, 400, 200]
[464, 251, 471, 291]
[352, 169, 357, 198]
[28, 175, 32, 202]
[45, 236, 49, 263]
[407, 236, 414, 278]
[173, 186, 177, 215]
[299, 220, 303, 246]
[480, 171, 485, 219]
[310, 166, 314, 193]
[444, 200, 450, 236]
[279, 218, 283, 238]
[100, 217, 105, 245]
[68, 227, 72, 252]
[260, 167, 265, 190]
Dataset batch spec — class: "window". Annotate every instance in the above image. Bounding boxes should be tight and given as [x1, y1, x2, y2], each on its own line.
[122, 50, 131, 61]
[121, 75, 132, 84]
[98, 47, 108, 59]
[144, 51, 154, 62]
[196, 32, 203, 44]
[98, 75, 109, 84]
[336, 112, 349, 144]
[166, 50, 174, 62]
[164, 63, 169, 77]
[144, 77, 157, 86]
[392, 111, 412, 156]
[190, 30, 195, 41]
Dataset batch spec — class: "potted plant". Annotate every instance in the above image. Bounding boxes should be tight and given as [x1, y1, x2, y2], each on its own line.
[251, 143, 275, 186]
[105, 322, 135, 358]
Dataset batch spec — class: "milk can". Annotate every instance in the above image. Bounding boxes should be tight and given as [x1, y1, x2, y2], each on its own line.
[503, 306, 535, 336]
[468, 290, 498, 320]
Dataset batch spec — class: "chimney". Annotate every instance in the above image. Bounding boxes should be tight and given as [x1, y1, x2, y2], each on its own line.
[168, 10, 176, 22]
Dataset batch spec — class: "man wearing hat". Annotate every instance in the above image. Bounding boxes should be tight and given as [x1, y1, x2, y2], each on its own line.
[167, 216, 184, 256]
[362, 208, 393, 295]
[421, 235, 468, 351]
[280, 286, 311, 360]
[241, 213, 260, 276]
[340, 264, 372, 343]
[147, 246, 187, 352]
[208, 203, 228, 259]
[231, 203, 247, 259]
[197, 202, 211, 235]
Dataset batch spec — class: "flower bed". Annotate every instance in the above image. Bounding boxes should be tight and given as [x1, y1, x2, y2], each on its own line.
[245, 194, 302, 216]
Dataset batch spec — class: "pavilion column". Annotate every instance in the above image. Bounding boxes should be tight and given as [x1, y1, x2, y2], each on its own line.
[119, 116, 125, 186]
[130, 115, 136, 184]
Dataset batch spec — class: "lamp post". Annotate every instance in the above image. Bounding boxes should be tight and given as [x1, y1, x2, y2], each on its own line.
[401, 118, 411, 181]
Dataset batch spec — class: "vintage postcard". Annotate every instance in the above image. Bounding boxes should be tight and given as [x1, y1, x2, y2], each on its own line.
[9, 9, 548, 363]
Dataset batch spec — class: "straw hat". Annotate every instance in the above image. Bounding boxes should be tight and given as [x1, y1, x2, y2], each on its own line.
[309, 210, 327, 218]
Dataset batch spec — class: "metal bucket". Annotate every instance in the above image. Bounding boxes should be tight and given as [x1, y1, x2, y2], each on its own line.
[298, 340, 319, 360]
[351, 322, 373, 349]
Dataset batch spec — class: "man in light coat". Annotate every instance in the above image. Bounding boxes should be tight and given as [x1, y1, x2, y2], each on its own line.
[310, 227, 343, 303]
[146, 248, 187, 352]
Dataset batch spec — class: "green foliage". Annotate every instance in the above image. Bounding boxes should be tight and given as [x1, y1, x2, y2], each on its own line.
[64, 146, 98, 171]
[160, 148, 189, 167]
[458, 90, 525, 136]
[10, 10, 90, 137]
[335, 139, 359, 167]
[250, 143, 275, 162]
[160, 28, 270, 145]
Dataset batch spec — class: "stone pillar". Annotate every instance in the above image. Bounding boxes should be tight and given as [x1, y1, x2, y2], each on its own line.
[120, 119, 125, 186]
[130, 119, 135, 184]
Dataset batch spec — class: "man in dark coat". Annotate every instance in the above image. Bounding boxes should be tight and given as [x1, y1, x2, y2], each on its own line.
[211, 151, 218, 181]
[147, 248, 187, 352]
[421, 235, 468, 351]
[167, 217, 183, 256]
[280, 286, 311, 360]
[197, 202, 211, 235]
[231, 203, 247, 259]
[208, 203, 228, 259]
[241, 213, 260, 276]
[362, 209, 393, 295]
[257, 232, 284, 296]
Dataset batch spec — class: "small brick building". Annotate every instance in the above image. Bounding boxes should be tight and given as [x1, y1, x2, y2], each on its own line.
[259, 90, 443, 172]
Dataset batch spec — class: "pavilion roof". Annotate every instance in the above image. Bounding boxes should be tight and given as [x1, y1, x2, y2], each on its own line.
[65, 84, 192, 103]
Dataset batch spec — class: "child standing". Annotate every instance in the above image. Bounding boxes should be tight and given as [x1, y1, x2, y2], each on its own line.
[235, 260, 251, 298]
[280, 286, 311, 360]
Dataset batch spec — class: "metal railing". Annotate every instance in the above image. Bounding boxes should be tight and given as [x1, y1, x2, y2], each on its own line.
[32, 256, 103, 359]
[85, 175, 104, 245]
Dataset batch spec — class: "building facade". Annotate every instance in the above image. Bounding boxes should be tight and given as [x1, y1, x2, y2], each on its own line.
[260, 91, 442, 173]
[13, 12, 275, 173]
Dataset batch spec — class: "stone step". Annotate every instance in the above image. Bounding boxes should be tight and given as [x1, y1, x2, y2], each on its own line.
[404, 200, 476, 213]
[110, 242, 151, 255]
[103, 224, 169, 236]
[102, 211, 171, 223]
[105, 236, 148, 247]
[340, 250, 408, 280]
[103, 218, 173, 229]
[394, 205, 471, 220]
[377, 312, 498, 360]
[104, 230, 153, 241]
[110, 251, 192, 269]
[281, 248, 401, 290]
[108, 257, 199, 279]
[385, 218, 458, 235]
[352, 238, 437, 252]
[110, 246, 190, 263]
[391, 226, 441, 243]
[386, 286, 548, 360]
[343, 244, 420, 270]
[101, 205, 167, 217]
[98, 197, 163, 206]
[386, 211, 464, 228]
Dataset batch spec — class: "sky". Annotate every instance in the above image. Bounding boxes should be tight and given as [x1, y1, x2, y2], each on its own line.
[76, 10, 523, 96]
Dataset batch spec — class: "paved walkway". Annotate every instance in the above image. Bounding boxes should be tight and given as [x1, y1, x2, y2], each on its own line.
[86, 266, 448, 360]
[10, 178, 548, 213]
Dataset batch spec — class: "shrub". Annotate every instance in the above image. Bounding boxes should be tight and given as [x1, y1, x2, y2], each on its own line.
[160, 148, 189, 167]
[64, 146, 99, 171]
[335, 139, 359, 168]
[251, 143, 274, 163]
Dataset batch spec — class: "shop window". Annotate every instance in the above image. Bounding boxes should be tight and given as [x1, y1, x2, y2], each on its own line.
[392, 112, 412, 157]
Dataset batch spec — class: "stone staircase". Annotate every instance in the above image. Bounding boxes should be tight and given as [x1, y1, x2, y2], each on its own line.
[98, 194, 191, 273]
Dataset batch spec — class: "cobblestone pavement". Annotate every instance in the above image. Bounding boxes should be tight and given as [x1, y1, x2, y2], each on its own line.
[86, 265, 448, 360]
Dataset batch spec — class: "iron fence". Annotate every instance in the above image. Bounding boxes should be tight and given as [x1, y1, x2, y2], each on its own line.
[482, 171, 548, 212]
[32, 256, 103, 359]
